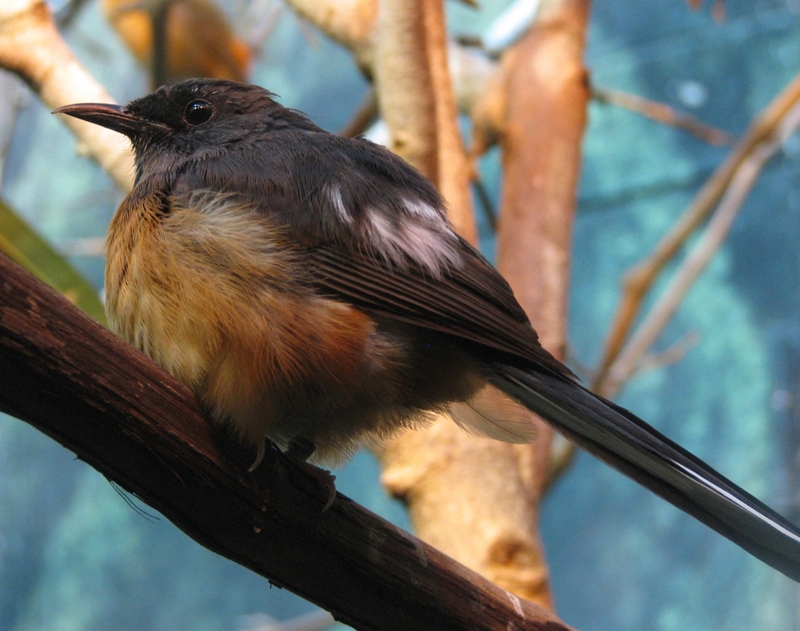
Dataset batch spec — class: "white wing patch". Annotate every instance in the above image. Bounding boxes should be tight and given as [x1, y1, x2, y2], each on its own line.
[402, 197, 442, 220]
[326, 183, 461, 276]
[364, 203, 460, 277]
[326, 184, 353, 224]
[449, 384, 538, 443]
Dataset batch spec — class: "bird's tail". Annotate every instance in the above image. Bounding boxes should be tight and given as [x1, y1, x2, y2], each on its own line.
[492, 364, 800, 582]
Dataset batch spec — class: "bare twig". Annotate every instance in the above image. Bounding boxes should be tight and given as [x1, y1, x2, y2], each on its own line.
[636, 331, 700, 375]
[599, 81, 800, 396]
[592, 85, 735, 146]
[592, 72, 800, 392]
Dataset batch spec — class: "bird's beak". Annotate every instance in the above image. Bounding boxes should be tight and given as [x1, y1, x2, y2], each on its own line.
[52, 103, 165, 137]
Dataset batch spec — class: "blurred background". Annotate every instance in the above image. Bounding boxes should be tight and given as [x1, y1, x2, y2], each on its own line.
[2, 0, 800, 629]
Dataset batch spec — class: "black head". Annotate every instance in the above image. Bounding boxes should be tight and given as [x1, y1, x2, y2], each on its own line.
[54, 79, 321, 178]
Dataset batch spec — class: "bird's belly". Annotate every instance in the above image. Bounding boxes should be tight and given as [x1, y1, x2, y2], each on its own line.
[108, 248, 406, 461]
[104, 191, 486, 464]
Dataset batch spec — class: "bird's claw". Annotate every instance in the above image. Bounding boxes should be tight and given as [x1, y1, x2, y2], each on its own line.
[248, 439, 267, 472]
[249, 437, 337, 511]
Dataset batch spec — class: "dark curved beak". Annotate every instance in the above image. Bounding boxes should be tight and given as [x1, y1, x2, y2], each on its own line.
[52, 103, 165, 137]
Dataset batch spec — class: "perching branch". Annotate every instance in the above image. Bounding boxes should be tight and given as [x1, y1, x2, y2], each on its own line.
[0, 254, 574, 631]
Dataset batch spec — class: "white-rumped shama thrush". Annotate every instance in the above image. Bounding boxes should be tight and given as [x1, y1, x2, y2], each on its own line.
[55, 79, 800, 581]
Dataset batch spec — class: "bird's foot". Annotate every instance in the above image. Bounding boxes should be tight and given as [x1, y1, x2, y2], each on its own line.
[247, 437, 336, 510]
[285, 437, 337, 512]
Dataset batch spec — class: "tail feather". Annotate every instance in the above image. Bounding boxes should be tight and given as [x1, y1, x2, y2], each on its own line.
[492, 364, 800, 582]
[448, 384, 538, 443]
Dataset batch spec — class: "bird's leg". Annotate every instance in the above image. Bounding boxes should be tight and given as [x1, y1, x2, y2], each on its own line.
[286, 436, 317, 460]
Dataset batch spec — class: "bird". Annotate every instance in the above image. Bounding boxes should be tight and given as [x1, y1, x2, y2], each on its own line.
[54, 78, 800, 581]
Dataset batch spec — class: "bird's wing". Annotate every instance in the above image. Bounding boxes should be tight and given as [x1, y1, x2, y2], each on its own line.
[305, 242, 572, 379]
[175, 129, 573, 379]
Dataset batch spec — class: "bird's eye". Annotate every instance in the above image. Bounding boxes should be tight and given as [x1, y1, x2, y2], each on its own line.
[184, 100, 214, 126]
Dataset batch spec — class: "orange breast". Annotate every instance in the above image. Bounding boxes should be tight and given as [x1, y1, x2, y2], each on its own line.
[105, 190, 382, 455]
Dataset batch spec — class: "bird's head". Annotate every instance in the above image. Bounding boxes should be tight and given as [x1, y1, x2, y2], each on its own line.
[54, 79, 320, 181]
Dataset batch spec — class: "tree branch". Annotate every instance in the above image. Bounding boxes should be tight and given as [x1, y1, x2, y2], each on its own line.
[591, 86, 735, 146]
[493, 0, 591, 606]
[0, 0, 134, 190]
[593, 70, 800, 395]
[600, 91, 800, 395]
[0, 253, 574, 631]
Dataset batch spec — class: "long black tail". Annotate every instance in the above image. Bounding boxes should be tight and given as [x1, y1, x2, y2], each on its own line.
[492, 364, 800, 582]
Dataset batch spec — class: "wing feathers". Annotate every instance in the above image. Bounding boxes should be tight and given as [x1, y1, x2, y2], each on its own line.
[171, 123, 800, 581]
[308, 246, 573, 378]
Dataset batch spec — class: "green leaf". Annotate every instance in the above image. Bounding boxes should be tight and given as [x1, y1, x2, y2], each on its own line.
[0, 197, 107, 326]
